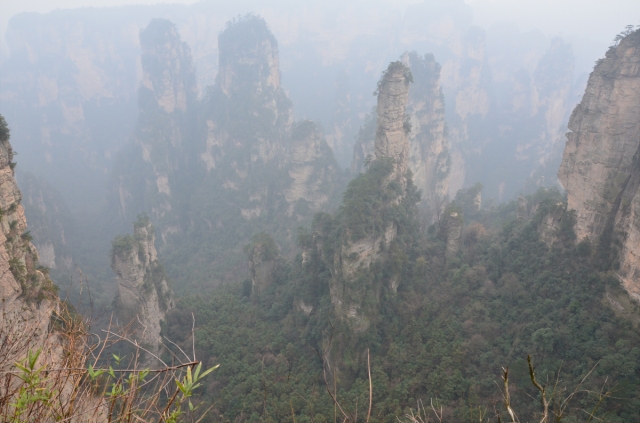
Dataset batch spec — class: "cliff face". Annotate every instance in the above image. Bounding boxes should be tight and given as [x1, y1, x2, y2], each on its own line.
[443, 30, 575, 200]
[284, 121, 340, 216]
[245, 232, 279, 296]
[373, 62, 412, 182]
[404, 52, 450, 224]
[558, 29, 640, 299]
[217, 17, 281, 97]
[112, 216, 173, 354]
[350, 110, 377, 174]
[0, 10, 141, 213]
[18, 172, 74, 271]
[140, 20, 197, 115]
[197, 16, 292, 224]
[202, 15, 292, 172]
[5, 5, 583, 222]
[114, 19, 197, 224]
[0, 115, 60, 368]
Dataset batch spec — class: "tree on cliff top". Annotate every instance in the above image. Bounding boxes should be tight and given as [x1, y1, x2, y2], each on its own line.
[0, 115, 9, 142]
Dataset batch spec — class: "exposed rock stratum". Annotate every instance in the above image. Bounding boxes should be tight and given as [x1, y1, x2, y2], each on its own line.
[558, 28, 640, 300]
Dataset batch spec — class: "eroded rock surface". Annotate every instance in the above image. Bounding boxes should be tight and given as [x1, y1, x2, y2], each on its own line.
[109, 15, 345, 293]
[374, 61, 412, 182]
[353, 54, 450, 224]
[0, 115, 66, 388]
[404, 52, 450, 224]
[0, 115, 107, 422]
[113, 18, 197, 223]
[284, 121, 340, 215]
[245, 232, 279, 296]
[112, 216, 174, 358]
[558, 29, 640, 299]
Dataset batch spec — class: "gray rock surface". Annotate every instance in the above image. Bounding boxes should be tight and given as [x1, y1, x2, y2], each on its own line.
[112, 217, 174, 360]
[558, 29, 640, 299]
[373, 61, 412, 182]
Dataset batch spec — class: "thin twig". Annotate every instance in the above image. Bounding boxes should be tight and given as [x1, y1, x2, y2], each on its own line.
[366, 349, 372, 423]
[191, 312, 196, 361]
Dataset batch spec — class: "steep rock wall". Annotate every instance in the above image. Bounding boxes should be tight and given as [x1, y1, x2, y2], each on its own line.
[558, 29, 640, 299]
[18, 172, 75, 272]
[113, 18, 197, 224]
[445, 32, 575, 201]
[112, 216, 174, 356]
[245, 232, 279, 296]
[284, 121, 340, 215]
[373, 61, 412, 182]
[404, 52, 450, 224]
[0, 10, 143, 213]
[350, 111, 377, 174]
[0, 115, 62, 375]
[217, 16, 281, 96]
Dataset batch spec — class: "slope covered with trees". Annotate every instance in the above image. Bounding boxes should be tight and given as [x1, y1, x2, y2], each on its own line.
[165, 178, 640, 423]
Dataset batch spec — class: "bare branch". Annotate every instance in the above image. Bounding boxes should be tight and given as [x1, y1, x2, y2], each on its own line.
[367, 349, 372, 423]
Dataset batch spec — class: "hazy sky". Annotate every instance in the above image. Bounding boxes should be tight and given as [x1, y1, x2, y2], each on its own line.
[1, 0, 639, 60]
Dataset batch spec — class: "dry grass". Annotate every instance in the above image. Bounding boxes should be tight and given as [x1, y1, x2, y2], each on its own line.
[0, 299, 216, 423]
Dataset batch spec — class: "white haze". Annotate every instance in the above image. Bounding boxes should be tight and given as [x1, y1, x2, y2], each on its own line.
[2, 0, 639, 64]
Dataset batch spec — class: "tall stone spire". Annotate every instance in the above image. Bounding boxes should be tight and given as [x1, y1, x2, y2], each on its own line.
[374, 61, 413, 181]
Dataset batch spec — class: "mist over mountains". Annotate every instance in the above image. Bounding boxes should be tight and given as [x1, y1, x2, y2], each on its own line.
[2, 2, 640, 422]
[2, 1, 586, 203]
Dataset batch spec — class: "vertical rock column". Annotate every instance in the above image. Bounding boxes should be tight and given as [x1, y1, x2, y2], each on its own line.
[374, 61, 412, 183]
[404, 52, 450, 224]
[114, 18, 197, 222]
[112, 216, 174, 359]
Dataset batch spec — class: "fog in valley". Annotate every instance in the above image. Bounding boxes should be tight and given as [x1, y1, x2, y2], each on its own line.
[2, 1, 640, 422]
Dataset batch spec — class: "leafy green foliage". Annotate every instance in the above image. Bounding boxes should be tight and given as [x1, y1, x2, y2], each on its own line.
[244, 232, 279, 262]
[375, 61, 413, 95]
[0, 114, 9, 143]
[340, 158, 395, 241]
[166, 186, 640, 422]
[133, 213, 151, 230]
[110, 234, 136, 261]
[6, 349, 217, 422]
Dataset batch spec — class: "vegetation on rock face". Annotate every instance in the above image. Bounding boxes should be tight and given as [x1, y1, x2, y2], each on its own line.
[375, 61, 413, 95]
[110, 234, 137, 261]
[341, 158, 398, 241]
[244, 232, 279, 263]
[0, 115, 57, 303]
[0, 115, 9, 142]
